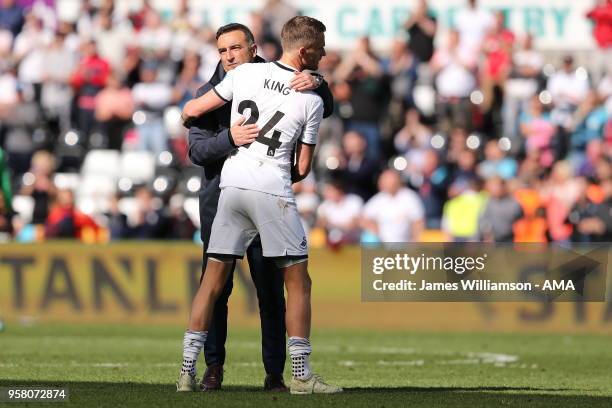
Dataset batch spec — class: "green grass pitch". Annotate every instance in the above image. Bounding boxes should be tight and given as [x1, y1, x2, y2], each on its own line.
[0, 323, 611, 407]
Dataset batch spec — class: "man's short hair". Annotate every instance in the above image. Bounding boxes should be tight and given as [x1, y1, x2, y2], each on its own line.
[280, 16, 326, 51]
[215, 23, 255, 45]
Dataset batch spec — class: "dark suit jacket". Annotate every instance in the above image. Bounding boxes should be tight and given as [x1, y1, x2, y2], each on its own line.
[188, 57, 334, 247]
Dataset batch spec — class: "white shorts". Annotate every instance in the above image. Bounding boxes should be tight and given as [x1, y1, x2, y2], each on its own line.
[207, 187, 308, 259]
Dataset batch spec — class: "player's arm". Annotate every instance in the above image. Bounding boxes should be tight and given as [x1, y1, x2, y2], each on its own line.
[292, 96, 324, 183]
[182, 89, 226, 128]
[182, 67, 238, 128]
[292, 142, 315, 183]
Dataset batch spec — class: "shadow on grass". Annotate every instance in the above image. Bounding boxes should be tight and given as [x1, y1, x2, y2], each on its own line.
[1, 380, 611, 408]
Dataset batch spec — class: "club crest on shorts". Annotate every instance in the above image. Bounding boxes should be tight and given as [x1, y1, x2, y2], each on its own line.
[300, 237, 307, 249]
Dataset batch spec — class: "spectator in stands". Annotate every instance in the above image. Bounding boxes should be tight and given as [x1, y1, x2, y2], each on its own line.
[454, 0, 494, 59]
[316, 180, 363, 246]
[393, 108, 432, 162]
[512, 178, 548, 242]
[0, 26, 12, 65]
[594, 156, 612, 182]
[411, 149, 451, 229]
[442, 177, 486, 241]
[92, 10, 133, 75]
[569, 90, 608, 161]
[479, 177, 523, 242]
[46, 188, 100, 240]
[127, 0, 153, 32]
[76, 0, 96, 39]
[127, 186, 172, 239]
[477, 139, 518, 180]
[173, 50, 202, 109]
[335, 37, 389, 159]
[260, 0, 298, 41]
[587, 0, 612, 79]
[1, 61, 36, 176]
[168, 194, 197, 240]
[294, 175, 320, 234]
[404, 0, 437, 64]
[520, 96, 556, 168]
[547, 55, 590, 132]
[0, 0, 24, 37]
[70, 39, 111, 140]
[568, 176, 612, 242]
[19, 150, 56, 225]
[445, 126, 469, 165]
[95, 73, 134, 150]
[137, 8, 171, 61]
[41, 30, 76, 138]
[577, 139, 605, 178]
[541, 161, 583, 242]
[451, 149, 479, 186]
[567, 177, 603, 242]
[132, 60, 172, 156]
[0, 61, 19, 123]
[480, 11, 515, 124]
[361, 169, 424, 242]
[105, 194, 129, 240]
[336, 130, 379, 201]
[430, 30, 476, 133]
[503, 33, 544, 139]
[13, 13, 49, 105]
[383, 39, 419, 111]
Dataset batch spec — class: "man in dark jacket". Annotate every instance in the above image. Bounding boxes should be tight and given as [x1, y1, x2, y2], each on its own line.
[187, 22, 333, 392]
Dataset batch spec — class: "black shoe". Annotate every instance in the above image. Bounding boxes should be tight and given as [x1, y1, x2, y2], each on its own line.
[263, 374, 289, 392]
[200, 364, 223, 391]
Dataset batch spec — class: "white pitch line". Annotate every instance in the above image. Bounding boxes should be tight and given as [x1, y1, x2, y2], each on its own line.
[377, 360, 424, 366]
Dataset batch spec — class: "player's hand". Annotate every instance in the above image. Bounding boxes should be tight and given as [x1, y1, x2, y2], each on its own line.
[181, 100, 198, 128]
[290, 71, 321, 92]
[230, 116, 259, 146]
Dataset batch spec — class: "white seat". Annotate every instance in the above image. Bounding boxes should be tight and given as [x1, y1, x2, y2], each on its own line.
[76, 196, 111, 215]
[81, 150, 121, 178]
[12, 195, 34, 224]
[76, 174, 116, 217]
[54, 173, 81, 191]
[119, 151, 155, 183]
[77, 174, 116, 198]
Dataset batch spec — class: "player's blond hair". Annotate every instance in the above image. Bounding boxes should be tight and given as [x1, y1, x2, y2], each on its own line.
[280, 16, 326, 51]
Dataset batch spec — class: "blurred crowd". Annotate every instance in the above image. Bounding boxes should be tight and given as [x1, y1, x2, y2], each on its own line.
[0, 0, 611, 246]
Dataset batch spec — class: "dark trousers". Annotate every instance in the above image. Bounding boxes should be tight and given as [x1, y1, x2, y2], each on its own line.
[201, 238, 286, 375]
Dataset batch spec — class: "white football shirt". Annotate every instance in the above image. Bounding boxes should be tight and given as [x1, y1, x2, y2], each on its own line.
[214, 61, 324, 197]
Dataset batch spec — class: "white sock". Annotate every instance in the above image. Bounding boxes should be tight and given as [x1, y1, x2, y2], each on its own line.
[288, 336, 312, 380]
[181, 330, 207, 376]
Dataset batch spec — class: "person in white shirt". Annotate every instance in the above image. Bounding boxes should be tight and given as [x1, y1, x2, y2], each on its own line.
[454, 0, 494, 59]
[547, 55, 591, 132]
[92, 11, 133, 74]
[430, 30, 476, 132]
[316, 180, 363, 245]
[361, 169, 425, 242]
[504, 33, 544, 139]
[547, 55, 590, 109]
[177, 16, 341, 395]
[132, 61, 174, 155]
